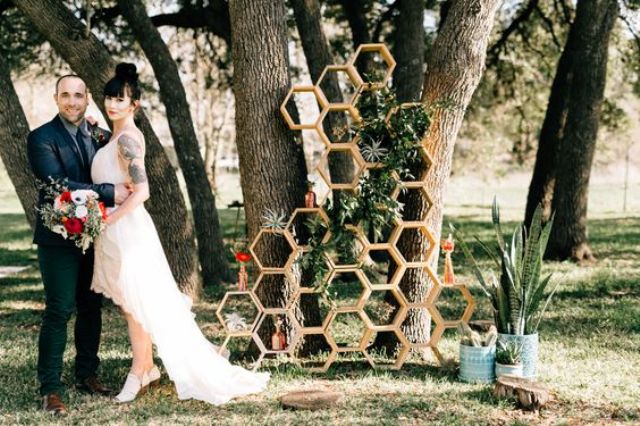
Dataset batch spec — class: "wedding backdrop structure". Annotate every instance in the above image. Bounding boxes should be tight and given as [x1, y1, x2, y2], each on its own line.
[217, 44, 475, 372]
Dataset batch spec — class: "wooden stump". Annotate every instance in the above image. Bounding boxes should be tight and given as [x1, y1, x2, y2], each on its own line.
[494, 375, 551, 411]
[279, 389, 343, 410]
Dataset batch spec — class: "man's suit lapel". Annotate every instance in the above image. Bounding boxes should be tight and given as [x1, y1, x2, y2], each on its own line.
[52, 115, 85, 169]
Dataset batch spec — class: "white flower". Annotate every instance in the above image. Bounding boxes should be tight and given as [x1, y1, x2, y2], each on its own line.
[71, 190, 88, 205]
[70, 190, 99, 205]
[52, 225, 68, 239]
[74, 205, 88, 219]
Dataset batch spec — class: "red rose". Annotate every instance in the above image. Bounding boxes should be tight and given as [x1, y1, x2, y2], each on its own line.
[235, 252, 251, 263]
[60, 191, 72, 203]
[64, 217, 84, 235]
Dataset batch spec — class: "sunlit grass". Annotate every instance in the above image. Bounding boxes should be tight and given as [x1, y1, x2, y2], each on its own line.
[0, 175, 638, 424]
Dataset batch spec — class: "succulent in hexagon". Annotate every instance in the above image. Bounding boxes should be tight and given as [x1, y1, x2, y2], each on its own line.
[280, 85, 329, 130]
[216, 291, 262, 336]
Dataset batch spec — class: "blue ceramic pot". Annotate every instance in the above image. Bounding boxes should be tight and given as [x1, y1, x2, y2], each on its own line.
[459, 343, 496, 383]
[497, 333, 538, 378]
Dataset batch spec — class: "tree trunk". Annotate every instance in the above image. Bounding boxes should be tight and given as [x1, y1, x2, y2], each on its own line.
[338, 0, 372, 74]
[229, 0, 313, 351]
[0, 56, 38, 229]
[290, 0, 354, 191]
[117, 0, 232, 285]
[396, 0, 501, 350]
[524, 15, 575, 226]
[546, 0, 618, 261]
[13, 0, 200, 296]
[392, 0, 425, 102]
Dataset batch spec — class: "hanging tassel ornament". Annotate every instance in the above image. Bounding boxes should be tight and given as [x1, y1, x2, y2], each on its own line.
[441, 234, 456, 285]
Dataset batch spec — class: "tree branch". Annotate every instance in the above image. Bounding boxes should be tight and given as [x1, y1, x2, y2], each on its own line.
[534, 4, 562, 49]
[620, 12, 640, 54]
[487, 0, 538, 66]
[371, 0, 399, 42]
[77, 1, 231, 47]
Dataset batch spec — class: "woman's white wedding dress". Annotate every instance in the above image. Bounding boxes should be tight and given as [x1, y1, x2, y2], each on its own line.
[90, 133, 268, 405]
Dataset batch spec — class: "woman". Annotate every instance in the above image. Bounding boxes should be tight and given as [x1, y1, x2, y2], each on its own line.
[91, 63, 269, 404]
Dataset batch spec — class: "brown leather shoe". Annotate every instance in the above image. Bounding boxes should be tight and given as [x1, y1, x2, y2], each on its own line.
[76, 375, 113, 396]
[42, 393, 67, 416]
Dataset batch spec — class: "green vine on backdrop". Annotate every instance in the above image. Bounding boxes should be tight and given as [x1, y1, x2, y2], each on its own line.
[299, 88, 431, 299]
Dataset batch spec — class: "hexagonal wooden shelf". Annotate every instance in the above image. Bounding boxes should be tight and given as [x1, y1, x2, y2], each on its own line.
[280, 85, 329, 130]
[223, 42, 479, 373]
[285, 207, 331, 251]
[316, 64, 364, 105]
[317, 104, 362, 145]
[317, 143, 366, 190]
[252, 270, 300, 313]
[348, 43, 396, 91]
[391, 223, 438, 266]
[216, 291, 263, 337]
[249, 228, 299, 272]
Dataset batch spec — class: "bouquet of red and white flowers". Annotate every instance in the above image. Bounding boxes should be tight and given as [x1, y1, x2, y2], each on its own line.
[37, 179, 108, 253]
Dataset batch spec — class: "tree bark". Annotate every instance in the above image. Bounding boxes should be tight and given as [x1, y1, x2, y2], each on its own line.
[546, 0, 618, 261]
[0, 56, 38, 228]
[229, 0, 312, 348]
[392, 0, 425, 102]
[338, 0, 372, 74]
[117, 0, 232, 285]
[524, 10, 574, 226]
[13, 0, 200, 296]
[290, 0, 354, 190]
[396, 0, 501, 350]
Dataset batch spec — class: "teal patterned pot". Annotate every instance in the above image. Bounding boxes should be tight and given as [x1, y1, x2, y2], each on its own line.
[459, 343, 496, 383]
[495, 363, 523, 378]
[498, 333, 538, 378]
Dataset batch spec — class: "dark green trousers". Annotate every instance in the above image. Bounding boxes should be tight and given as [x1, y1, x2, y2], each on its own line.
[37, 245, 102, 396]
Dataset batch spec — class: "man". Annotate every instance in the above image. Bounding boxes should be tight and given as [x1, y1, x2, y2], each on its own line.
[27, 75, 131, 415]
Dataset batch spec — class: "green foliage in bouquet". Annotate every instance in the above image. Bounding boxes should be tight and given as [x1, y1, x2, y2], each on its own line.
[454, 198, 559, 335]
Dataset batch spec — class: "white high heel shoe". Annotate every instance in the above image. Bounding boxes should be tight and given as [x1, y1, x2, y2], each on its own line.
[143, 366, 161, 388]
[114, 373, 146, 403]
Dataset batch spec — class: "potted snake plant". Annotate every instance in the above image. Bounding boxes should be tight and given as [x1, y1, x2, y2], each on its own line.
[454, 198, 559, 378]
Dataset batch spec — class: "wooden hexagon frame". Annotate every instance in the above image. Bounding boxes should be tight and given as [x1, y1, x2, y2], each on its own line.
[317, 143, 366, 190]
[316, 64, 364, 105]
[348, 43, 396, 91]
[216, 291, 263, 337]
[249, 228, 299, 272]
[217, 43, 476, 373]
[280, 85, 329, 130]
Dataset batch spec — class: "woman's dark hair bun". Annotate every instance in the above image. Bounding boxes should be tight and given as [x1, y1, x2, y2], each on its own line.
[115, 63, 138, 82]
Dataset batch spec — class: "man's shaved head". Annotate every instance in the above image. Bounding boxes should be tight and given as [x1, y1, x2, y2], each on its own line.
[55, 74, 87, 94]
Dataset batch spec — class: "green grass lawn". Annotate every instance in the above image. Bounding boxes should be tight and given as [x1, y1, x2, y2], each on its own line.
[0, 172, 639, 424]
